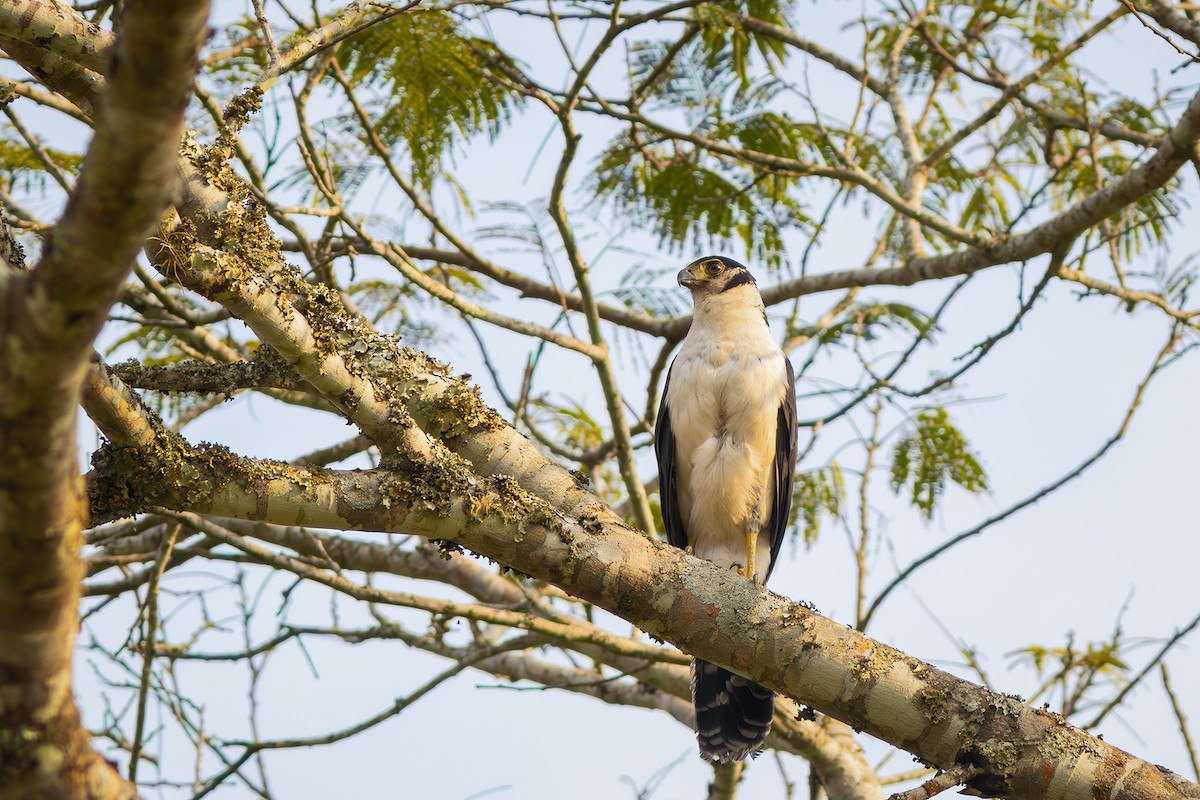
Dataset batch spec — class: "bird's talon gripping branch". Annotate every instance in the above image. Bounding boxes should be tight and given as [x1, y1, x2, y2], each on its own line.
[745, 528, 759, 583]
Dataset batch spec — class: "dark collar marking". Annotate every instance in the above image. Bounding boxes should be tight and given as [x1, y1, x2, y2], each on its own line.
[720, 270, 756, 292]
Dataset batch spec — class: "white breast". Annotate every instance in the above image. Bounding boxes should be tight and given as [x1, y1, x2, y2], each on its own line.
[665, 286, 788, 573]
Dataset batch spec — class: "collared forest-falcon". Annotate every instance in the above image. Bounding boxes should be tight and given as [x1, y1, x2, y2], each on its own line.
[655, 255, 798, 763]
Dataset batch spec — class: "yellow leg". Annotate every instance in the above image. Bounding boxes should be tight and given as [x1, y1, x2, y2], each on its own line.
[745, 528, 758, 583]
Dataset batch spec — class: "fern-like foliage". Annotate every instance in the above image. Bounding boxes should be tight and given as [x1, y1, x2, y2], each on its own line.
[592, 133, 805, 268]
[795, 301, 936, 346]
[610, 262, 692, 317]
[592, 50, 818, 269]
[348, 278, 443, 346]
[205, 15, 269, 89]
[693, 0, 792, 84]
[791, 463, 845, 544]
[342, 10, 521, 190]
[890, 407, 987, 519]
[0, 137, 81, 193]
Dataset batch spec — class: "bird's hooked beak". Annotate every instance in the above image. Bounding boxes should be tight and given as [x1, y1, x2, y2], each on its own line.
[678, 264, 705, 288]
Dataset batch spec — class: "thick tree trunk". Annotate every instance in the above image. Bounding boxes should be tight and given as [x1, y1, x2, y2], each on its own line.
[0, 1, 208, 796]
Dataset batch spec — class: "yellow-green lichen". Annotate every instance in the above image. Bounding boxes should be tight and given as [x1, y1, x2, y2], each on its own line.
[851, 644, 900, 682]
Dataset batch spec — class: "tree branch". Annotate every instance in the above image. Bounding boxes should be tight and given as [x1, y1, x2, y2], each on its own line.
[87, 432, 1200, 800]
[0, 0, 209, 796]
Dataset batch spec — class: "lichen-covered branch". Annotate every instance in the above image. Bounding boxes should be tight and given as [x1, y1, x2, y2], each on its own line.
[85, 425, 1200, 800]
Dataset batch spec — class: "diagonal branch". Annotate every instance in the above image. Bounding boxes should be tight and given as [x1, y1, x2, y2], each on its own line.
[88, 425, 1200, 800]
[757, 78, 1200, 309]
[0, 0, 116, 74]
[861, 327, 1183, 628]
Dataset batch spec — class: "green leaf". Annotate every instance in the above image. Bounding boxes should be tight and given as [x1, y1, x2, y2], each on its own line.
[693, 1, 792, 84]
[792, 463, 844, 544]
[890, 407, 988, 519]
[726, 112, 823, 161]
[347, 279, 438, 345]
[342, 10, 521, 190]
[591, 132, 805, 268]
[0, 137, 82, 192]
[1011, 638, 1129, 678]
[206, 15, 270, 86]
[795, 301, 936, 346]
[528, 399, 604, 451]
[1103, 98, 1165, 137]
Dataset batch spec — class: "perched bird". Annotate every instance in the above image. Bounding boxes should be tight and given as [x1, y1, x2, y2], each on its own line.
[654, 255, 797, 763]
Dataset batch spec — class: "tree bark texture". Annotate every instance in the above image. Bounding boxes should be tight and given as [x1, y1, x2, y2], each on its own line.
[86, 431, 1200, 800]
[0, 1, 208, 797]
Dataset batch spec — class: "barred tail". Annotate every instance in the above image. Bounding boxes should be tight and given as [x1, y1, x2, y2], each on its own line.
[691, 658, 774, 763]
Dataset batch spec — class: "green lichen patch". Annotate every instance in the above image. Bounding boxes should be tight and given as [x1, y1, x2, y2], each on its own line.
[366, 448, 540, 541]
[411, 381, 497, 443]
[989, 694, 1025, 719]
[222, 86, 264, 136]
[111, 356, 300, 395]
[778, 601, 812, 629]
[390, 346, 506, 443]
[850, 643, 900, 682]
[916, 685, 950, 725]
[87, 434, 333, 524]
[217, 195, 282, 272]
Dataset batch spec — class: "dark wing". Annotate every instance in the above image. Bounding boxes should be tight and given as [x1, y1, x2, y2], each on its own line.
[764, 358, 797, 581]
[654, 362, 688, 550]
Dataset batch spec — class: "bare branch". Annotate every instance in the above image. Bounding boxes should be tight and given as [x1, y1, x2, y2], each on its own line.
[885, 764, 982, 800]
[863, 327, 1184, 627]
[1162, 665, 1200, 782]
[128, 522, 180, 784]
[1084, 609, 1200, 729]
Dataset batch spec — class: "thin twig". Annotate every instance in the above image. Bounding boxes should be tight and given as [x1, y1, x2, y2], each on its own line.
[1118, 0, 1200, 61]
[3, 105, 72, 190]
[1162, 664, 1200, 781]
[250, 0, 280, 65]
[863, 328, 1184, 628]
[885, 763, 981, 800]
[128, 522, 181, 785]
[1083, 608, 1200, 729]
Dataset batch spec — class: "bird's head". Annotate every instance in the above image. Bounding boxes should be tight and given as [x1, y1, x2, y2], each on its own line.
[677, 255, 756, 297]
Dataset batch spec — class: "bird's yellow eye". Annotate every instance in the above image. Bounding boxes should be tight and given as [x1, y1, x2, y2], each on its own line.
[705, 260, 724, 275]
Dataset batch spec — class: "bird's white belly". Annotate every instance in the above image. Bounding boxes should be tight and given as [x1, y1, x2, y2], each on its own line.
[666, 334, 786, 573]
